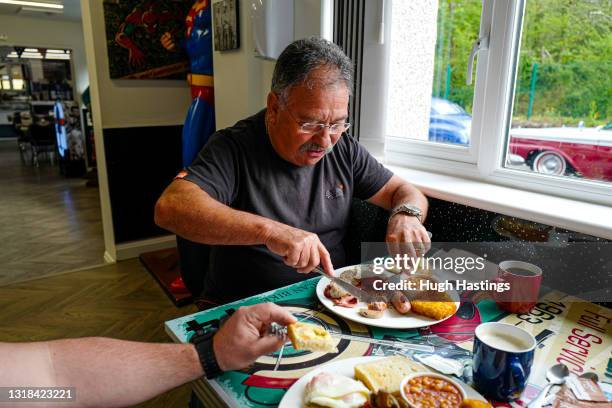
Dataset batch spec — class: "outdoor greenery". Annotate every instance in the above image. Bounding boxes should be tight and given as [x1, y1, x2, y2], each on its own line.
[433, 0, 611, 126]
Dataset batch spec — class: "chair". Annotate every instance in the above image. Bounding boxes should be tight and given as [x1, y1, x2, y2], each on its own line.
[29, 124, 56, 166]
[176, 236, 216, 310]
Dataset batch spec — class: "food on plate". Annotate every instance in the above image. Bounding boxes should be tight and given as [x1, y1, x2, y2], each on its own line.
[368, 300, 388, 311]
[410, 300, 457, 321]
[390, 292, 411, 314]
[359, 301, 389, 319]
[359, 308, 384, 319]
[354, 356, 424, 393]
[323, 268, 458, 323]
[404, 276, 454, 302]
[459, 400, 492, 408]
[401, 374, 464, 408]
[304, 372, 370, 408]
[287, 322, 338, 353]
[324, 282, 359, 308]
[371, 390, 410, 408]
[340, 268, 362, 286]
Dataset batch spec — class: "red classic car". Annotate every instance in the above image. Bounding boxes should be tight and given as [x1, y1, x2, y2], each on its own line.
[508, 123, 612, 182]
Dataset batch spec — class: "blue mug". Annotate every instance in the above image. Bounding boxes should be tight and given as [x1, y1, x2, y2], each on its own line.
[472, 322, 536, 402]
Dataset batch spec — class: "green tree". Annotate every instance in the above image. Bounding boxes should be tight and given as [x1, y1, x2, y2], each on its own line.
[433, 0, 611, 124]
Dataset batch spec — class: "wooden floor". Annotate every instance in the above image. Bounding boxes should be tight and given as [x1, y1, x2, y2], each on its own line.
[0, 258, 198, 407]
[0, 140, 105, 286]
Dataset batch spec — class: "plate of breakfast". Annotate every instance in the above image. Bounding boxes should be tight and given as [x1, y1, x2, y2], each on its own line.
[316, 265, 460, 329]
[278, 355, 490, 408]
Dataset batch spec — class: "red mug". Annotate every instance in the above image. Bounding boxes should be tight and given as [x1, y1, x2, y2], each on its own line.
[493, 260, 542, 314]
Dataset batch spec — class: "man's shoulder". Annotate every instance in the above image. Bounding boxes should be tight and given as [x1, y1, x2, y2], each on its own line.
[218, 109, 267, 141]
[206, 109, 266, 152]
[330, 133, 362, 159]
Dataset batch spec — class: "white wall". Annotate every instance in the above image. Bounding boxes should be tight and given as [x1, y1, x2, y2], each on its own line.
[212, 0, 330, 129]
[212, 0, 275, 129]
[0, 14, 88, 97]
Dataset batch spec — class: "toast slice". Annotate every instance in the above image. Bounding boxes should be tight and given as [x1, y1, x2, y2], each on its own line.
[354, 355, 425, 393]
[287, 322, 338, 353]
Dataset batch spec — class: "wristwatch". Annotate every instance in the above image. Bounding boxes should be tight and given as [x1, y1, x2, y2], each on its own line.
[190, 327, 223, 379]
[389, 203, 423, 223]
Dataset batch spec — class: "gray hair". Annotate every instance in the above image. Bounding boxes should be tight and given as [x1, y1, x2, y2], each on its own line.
[271, 37, 353, 103]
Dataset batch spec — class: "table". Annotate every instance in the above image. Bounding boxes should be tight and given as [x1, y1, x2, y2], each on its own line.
[165, 277, 612, 407]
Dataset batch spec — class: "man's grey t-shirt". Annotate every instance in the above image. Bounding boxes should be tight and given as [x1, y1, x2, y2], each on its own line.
[183, 109, 393, 302]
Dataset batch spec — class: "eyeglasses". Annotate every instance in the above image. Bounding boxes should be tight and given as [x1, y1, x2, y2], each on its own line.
[282, 104, 351, 135]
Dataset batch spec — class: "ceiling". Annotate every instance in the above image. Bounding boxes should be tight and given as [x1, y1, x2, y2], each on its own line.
[0, 0, 81, 22]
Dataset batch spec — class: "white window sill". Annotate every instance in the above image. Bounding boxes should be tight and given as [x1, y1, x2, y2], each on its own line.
[386, 165, 612, 240]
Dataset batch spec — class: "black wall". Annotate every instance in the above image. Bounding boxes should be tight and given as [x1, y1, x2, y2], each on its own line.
[103, 125, 182, 243]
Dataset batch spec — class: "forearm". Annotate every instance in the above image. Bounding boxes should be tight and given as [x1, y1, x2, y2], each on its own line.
[389, 183, 429, 222]
[0, 338, 203, 408]
[155, 179, 280, 245]
[367, 175, 429, 222]
[50, 338, 202, 408]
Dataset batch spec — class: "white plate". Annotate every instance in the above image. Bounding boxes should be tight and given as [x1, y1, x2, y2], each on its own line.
[278, 356, 487, 408]
[316, 265, 460, 329]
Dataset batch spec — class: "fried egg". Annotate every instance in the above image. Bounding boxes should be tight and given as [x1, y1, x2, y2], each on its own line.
[304, 372, 370, 408]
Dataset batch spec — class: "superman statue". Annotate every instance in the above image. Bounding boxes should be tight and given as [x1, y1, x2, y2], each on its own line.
[161, 0, 216, 296]
[161, 0, 216, 167]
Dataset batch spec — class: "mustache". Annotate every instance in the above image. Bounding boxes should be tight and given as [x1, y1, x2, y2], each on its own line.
[299, 142, 335, 155]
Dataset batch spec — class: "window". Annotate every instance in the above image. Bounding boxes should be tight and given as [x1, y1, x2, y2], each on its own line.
[387, 0, 480, 147]
[369, 0, 611, 205]
[503, 0, 611, 185]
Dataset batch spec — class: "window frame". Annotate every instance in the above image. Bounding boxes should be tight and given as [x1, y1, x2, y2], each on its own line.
[381, 0, 612, 207]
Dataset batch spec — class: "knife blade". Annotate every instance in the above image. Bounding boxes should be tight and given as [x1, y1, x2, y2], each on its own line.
[313, 266, 379, 303]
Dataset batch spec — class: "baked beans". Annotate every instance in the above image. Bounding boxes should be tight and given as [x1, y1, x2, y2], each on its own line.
[403, 375, 463, 408]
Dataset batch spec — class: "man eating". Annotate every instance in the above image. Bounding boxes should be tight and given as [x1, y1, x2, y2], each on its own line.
[155, 37, 429, 302]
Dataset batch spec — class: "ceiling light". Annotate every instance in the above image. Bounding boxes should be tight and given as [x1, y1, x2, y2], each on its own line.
[0, 0, 63, 9]
[20, 5, 63, 13]
[45, 54, 70, 59]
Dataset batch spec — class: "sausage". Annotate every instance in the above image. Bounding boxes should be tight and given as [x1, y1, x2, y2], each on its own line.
[391, 292, 411, 314]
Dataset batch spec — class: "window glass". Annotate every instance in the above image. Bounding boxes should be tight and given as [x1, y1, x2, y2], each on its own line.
[505, 0, 611, 183]
[387, 0, 481, 146]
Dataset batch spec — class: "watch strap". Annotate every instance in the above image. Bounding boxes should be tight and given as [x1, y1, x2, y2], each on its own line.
[390, 204, 422, 222]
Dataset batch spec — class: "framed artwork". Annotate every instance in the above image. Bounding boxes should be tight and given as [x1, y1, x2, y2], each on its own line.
[213, 0, 240, 51]
[102, 0, 192, 79]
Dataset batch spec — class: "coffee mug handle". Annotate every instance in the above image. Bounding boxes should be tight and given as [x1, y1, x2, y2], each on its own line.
[490, 276, 505, 301]
[509, 355, 526, 392]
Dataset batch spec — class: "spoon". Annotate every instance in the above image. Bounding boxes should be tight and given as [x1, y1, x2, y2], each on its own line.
[528, 363, 570, 408]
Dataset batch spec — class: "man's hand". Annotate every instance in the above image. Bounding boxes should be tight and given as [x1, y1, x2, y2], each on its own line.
[212, 303, 296, 372]
[263, 224, 334, 275]
[386, 214, 431, 262]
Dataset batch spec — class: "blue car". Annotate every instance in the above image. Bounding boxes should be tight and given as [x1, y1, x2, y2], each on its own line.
[429, 97, 472, 145]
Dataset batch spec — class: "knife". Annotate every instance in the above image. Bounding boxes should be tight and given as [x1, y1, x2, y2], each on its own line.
[313, 266, 379, 303]
[330, 332, 435, 352]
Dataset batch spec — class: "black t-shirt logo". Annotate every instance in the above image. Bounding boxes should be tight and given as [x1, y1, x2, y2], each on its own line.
[325, 183, 344, 199]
